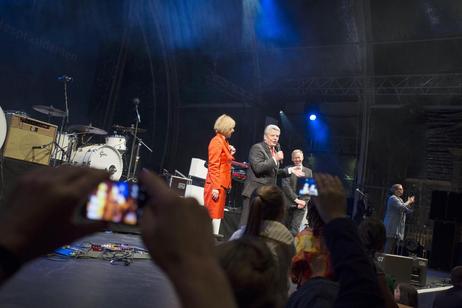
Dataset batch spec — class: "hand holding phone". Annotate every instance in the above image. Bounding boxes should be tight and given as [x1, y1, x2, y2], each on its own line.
[297, 177, 318, 196]
[83, 181, 146, 225]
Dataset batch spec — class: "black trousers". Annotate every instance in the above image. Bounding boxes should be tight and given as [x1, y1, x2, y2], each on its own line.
[239, 197, 250, 226]
[285, 206, 307, 236]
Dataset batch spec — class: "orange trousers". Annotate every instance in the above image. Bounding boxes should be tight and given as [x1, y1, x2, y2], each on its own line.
[204, 184, 227, 219]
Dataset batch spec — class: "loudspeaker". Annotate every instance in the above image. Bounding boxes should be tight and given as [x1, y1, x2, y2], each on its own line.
[430, 191, 462, 222]
[430, 190, 448, 220]
[376, 253, 428, 286]
[2, 115, 57, 165]
[430, 221, 457, 271]
[448, 192, 462, 222]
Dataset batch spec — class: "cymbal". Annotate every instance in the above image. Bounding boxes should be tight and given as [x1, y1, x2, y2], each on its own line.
[68, 124, 107, 135]
[33, 105, 66, 117]
[112, 124, 146, 134]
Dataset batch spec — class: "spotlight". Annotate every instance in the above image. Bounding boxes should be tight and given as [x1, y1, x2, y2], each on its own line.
[309, 114, 317, 121]
[279, 110, 283, 114]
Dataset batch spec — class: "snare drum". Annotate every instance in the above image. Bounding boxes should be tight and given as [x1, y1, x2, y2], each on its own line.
[105, 135, 127, 153]
[71, 144, 123, 180]
[52, 132, 77, 161]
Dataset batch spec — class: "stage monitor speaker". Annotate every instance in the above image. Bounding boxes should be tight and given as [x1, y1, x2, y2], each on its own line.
[376, 253, 428, 286]
[2, 115, 57, 165]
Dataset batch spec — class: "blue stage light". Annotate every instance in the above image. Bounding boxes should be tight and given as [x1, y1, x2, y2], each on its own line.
[309, 114, 317, 121]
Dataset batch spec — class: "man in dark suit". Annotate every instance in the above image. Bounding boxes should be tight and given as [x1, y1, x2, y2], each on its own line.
[240, 125, 304, 226]
[281, 149, 312, 236]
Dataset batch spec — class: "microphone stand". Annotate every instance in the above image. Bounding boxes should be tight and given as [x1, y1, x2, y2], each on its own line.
[126, 99, 144, 182]
[129, 134, 153, 182]
[53, 75, 72, 166]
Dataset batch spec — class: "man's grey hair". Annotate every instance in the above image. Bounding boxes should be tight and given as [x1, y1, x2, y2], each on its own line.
[264, 124, 280, 136]
[292, 149, 303, 157]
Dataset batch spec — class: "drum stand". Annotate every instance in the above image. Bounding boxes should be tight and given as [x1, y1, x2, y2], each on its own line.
[125, 99, 152, 182]
[53, 75, 72, 166]
[125, 135, 152, 182]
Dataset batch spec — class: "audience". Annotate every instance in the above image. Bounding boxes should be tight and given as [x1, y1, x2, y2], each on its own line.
[433, 265, 462, 308]
[287, 204, 338, 308]
[230, 185, 295, 305]
[0, 167, 386, 308]
[216, 237, 280, 308]
[394, 283, 418, 308]
[358, 218, 398, 308]
[311, 173, 383, 308]
[0, 166, 237, 308]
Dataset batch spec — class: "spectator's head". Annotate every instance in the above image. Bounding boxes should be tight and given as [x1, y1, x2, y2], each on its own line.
[390, 184, 404, 197]
[291, 251, 329, 286]
[358, 218, 386, 256]
[214, 114, 235, 138]
[450, 265, 462, 287]
[216, 237, 280, 308]
[394, 283, 418, 307]
[244, 185, 285, 236]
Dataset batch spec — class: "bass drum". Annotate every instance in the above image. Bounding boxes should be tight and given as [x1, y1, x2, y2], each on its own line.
[0, 107, 7, 150]
[71, 145, 123, 180]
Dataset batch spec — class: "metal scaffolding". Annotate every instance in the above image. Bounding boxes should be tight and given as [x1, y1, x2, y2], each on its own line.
[264, 73, 462, 97]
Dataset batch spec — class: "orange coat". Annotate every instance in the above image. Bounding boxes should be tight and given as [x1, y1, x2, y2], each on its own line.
[204, 133, 234, 219]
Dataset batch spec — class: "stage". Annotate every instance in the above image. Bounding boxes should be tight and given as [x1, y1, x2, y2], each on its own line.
[0, 230, 452, 308]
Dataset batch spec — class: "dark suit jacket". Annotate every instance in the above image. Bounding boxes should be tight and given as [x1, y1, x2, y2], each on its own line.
[281, 166, 312, 208]
[242, 142, 290, 198]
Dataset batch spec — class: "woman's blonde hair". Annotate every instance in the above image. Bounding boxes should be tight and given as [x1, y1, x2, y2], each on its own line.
[214, 114, 235, 134]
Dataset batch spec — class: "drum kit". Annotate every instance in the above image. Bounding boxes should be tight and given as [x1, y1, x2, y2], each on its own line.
[0, 104, 148, 181]
[0, 76, 151, 181]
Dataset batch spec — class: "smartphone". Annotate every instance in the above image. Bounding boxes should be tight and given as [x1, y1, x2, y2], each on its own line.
[83, 180, 147, 225]
[297, 177, 318, 197]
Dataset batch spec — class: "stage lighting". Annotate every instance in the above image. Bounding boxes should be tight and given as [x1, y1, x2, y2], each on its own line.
[309, 114, 317, 121]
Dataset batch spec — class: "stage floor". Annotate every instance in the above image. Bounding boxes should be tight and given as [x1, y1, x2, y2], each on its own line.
[0, 231, 451, 308]
[0, 232, 180, 308]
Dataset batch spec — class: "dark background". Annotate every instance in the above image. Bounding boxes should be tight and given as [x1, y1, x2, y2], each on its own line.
[1, 1, 462, 261]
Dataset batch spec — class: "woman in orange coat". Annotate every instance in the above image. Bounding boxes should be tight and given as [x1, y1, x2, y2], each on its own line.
[204, 114, 236, 235]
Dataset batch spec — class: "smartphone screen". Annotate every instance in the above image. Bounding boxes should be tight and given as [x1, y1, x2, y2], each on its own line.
[297, 177, 318, 197]
[84, 181, 142, 225]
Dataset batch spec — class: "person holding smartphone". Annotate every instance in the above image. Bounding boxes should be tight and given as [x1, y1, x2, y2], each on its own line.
[203, 114, 236, 235]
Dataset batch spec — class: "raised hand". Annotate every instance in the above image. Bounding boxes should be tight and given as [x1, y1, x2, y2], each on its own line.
[312, 173, 347, 223]
[292, 168, 305, 177]
[0, 166, 109, 265]
[139, 169, 236, 308]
